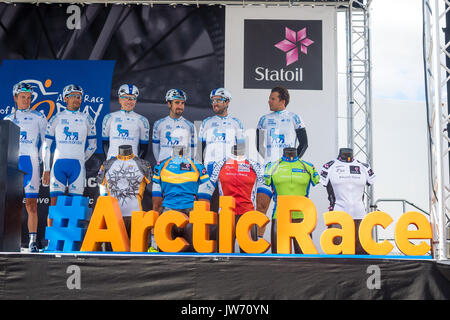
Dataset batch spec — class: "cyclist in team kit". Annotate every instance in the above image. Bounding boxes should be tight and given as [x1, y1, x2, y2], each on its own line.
[256, 86, 308, 164]
[198, 88, 245, 174]
[101, 84, 150, 160]
[4, 82, 48, 252]
[261, 147, 320, 254]
[42, 84, 97, 226]
[152, 89, 195, 162]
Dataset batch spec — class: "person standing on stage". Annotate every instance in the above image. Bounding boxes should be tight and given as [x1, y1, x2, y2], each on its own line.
[256, 86, 308, 164]
[4, 82, 48, 252]
[152, 89, 195, 162]
[42, 84, 97, 226]
[198, 88, 245, 174]
[101, 84, 150, 160]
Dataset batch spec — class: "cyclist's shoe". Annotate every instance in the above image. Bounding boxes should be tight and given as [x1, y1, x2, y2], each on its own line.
[29, 242, 39, 253]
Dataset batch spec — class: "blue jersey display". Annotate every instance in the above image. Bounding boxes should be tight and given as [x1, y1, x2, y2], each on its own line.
[152, 155, 209, 210]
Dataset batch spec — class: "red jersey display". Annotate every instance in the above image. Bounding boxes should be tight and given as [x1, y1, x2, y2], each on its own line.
[199, 155, 272, 215]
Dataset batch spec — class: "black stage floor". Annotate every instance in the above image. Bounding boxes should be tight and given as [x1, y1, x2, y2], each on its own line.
[0, 252, 449, 300]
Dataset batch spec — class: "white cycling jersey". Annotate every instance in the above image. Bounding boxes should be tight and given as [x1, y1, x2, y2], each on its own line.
[44, 109, 97, 171]
[152, 115, 195, 162]
[256, 109, 305, 163]
[102, 110, 150, 160]
[4, 108, 47, 158]
[198, 115, 244, 166]
[320, 158, 376, 219]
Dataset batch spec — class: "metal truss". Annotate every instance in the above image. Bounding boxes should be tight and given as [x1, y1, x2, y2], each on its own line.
[345, 0, 374, 212]
[423, 0, 450, 260]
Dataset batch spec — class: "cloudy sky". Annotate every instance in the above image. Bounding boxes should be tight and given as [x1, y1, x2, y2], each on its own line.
[371, 0, 425, 101]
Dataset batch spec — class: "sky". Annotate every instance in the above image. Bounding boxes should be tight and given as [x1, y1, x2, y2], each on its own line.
[370, 0, 425, 101]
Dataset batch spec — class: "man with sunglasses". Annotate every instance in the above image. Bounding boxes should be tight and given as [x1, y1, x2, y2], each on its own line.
[102, 84, 150, 160]
[152, 89, 195, 162]
[198, 88, 244, 175]
[4, 82, 48, 252]
[42, 84, 97, 226]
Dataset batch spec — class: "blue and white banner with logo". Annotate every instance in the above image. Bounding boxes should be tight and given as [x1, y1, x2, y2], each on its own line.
[0, 60, 115, 154]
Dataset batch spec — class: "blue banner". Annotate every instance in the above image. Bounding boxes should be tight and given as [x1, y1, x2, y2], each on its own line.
[0, 60, 116, 153]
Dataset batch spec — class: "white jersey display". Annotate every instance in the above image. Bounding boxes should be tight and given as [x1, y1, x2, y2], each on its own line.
[4, 108, 47, 158]
[319, 158, 376, 219]
[198, 115, 244, 167]
[256, 109, 305, 163]
[152, 115, 195, 162]
[102, 110, 150, 160]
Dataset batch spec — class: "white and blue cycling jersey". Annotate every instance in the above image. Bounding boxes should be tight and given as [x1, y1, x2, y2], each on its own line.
[102, 110, 150, 160]
[256, 109, 305, 163]
[152, 115, 195, 162]
[198, 115, 244, 171]
[43, 109, 97, 197]
[4, 108, 47, 198]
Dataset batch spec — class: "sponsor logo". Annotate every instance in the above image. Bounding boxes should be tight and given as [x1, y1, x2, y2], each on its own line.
[350, 165, 361, 174]
[244, 20, 322, 90]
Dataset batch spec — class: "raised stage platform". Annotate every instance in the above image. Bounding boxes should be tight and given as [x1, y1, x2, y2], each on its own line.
[1, 252, 449, 301]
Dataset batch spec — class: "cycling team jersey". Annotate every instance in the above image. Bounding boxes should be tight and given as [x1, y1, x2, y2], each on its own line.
[97, 154, 152, 217]
[152, 155, 209, 210]
[198, 115, 245, 168]
[44, 109, 96, 196]
[44, 109, 97, 171]
[4, 108, 47, 158]
[4, 109, 47, 197]
[320, 158, 376, 219]
[198, 155, 272, 215]
[257, 110, 305, 163]
[264, 156, 319, 219]
[102, 110, 150, 160]
[152, 115, 195, 162]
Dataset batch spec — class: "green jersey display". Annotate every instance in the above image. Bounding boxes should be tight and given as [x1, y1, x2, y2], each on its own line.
[264, 156, 320, 219]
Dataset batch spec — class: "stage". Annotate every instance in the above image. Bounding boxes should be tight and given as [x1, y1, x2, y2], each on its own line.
[0, 252, 449, 300]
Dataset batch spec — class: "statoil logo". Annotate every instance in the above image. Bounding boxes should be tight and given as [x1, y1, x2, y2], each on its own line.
[243, 20, 322, 90]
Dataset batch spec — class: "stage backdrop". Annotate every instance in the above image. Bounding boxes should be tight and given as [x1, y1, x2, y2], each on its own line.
[224, 7, 338, 250]
[0, 3, 225, 248]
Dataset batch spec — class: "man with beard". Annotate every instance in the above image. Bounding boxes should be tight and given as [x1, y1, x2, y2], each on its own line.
[152, 89, 195, 162]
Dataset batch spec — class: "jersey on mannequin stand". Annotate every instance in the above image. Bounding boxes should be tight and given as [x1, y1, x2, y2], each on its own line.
[320, 147, 376, 254]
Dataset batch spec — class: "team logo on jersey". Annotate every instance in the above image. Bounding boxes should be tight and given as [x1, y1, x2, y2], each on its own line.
[350, 166, 360, 174]
[238, 163, 250, 172]
[212, 128, 226, 142]
[180, 162, 191, 171]
[269, 128, 285, 144]
[20, 131, 27, 140]
[116, 124, 129, 138]
[166, 131, 180, 145]
[63, 126, 79, 141]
